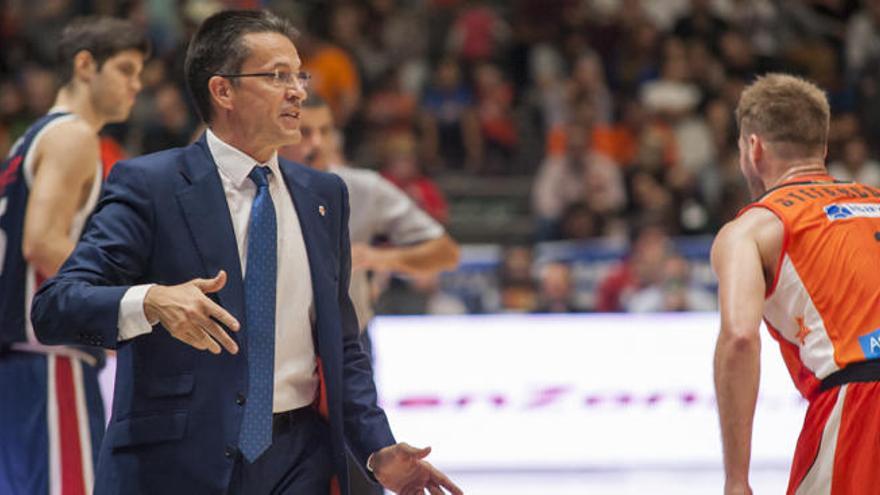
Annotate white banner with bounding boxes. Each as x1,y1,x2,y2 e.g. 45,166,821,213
369,313,805,471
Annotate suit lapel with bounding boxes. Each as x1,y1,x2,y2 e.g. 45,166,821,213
175,135,246,325
279,162,335,345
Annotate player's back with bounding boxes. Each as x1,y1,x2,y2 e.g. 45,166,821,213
745,174,880,398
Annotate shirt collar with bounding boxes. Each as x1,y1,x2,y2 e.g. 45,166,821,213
206,128,280,188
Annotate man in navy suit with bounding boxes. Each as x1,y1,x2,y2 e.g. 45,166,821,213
31,10,461,495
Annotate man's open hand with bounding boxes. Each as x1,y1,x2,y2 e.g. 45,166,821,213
143,270,240,354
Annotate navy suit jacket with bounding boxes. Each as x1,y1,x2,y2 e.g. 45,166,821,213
31,135,396,494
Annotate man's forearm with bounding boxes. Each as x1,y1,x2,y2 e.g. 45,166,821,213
377,235,460,275
714,329,761,486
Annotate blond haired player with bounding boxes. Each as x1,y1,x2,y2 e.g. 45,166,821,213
713,73,880,495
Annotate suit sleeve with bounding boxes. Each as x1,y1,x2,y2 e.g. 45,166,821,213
335,176,396,470
31,162,154,349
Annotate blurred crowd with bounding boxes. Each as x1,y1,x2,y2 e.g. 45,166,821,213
4,0,880,315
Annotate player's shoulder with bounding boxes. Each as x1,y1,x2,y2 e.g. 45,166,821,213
28,117,99,172
712,206,783,257
331,164,382,187
717,206,777,237
38,117,98,149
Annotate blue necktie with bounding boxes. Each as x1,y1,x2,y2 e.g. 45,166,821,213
238,165,277,462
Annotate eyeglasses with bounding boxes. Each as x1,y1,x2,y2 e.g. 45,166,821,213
215,68,311,89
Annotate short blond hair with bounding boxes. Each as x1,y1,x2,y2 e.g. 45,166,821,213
735,73,830,158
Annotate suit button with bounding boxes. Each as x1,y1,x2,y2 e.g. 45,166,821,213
224,446,236,459
236,393,246,406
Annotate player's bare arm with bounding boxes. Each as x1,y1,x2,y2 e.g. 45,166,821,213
712,207,783,495
22,119,100,278
351,234,460,275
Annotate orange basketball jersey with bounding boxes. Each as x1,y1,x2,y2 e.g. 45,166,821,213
741,174,880,400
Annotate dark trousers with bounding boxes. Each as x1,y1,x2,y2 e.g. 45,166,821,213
227,407,332,495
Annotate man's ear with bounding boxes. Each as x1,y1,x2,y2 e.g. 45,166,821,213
208,75,234,113
72,50,97,82
748,133,763,169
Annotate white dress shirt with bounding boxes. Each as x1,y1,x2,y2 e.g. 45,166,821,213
117,129,318,412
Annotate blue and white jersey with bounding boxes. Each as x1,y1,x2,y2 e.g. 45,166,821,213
0,110,102,360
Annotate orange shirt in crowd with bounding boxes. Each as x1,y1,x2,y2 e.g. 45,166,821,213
303,45,360,119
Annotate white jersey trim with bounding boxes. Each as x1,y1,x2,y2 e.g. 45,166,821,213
764,254,840,379
795,385,846,495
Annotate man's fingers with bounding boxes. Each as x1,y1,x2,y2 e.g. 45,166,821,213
176,327,210,352
173,324,220,354
191,326,221,354
191,270,227,294
206,298,240,332
400,443,431,459
196,316,239,354
430,468,462,495
426,483,443,495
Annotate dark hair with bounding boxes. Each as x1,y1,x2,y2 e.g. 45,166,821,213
57,16,150,85
184,10,299,123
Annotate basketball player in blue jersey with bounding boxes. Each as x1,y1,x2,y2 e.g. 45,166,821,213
0,17,147,495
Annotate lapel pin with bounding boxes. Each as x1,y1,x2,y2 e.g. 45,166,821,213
318,205,326,217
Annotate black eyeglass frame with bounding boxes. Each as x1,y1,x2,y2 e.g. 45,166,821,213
214,69,311,88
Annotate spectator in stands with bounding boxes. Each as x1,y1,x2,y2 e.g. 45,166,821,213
299,30,361,127
20,65,57,116
376,273,467,316
419,57,481,172
590,99,644,168
672,0,728,55
525,42,567,136
845,0,880,81
447,1,510,66
828,135,880,187
627,171,676,233
141,82,195,154
685,40,727,95
473,61,518,174
363,68,418,135
532,100,624,241
380,131,450,224
596,224,671,312
328,3,387,89
613,8,663,91
533,262,582,313
497,244,537,312
567,51,612,125
626,254,716,312
558,203,597,241
717,30,758,80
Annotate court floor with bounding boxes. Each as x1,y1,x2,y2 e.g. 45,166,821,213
411,467,789,494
